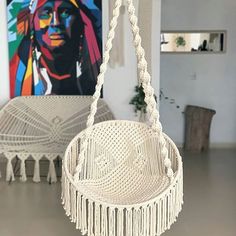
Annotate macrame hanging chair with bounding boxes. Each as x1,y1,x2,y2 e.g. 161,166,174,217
61,0,183,236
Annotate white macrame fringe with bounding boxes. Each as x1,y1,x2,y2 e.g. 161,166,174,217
33,156,41,183
62,164,183,236
6,155,15,182
0,153,2,179
47,158,57,183
2,153,61,183
20,158,27,182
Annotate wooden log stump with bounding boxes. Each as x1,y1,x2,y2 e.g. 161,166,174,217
184,105,216,152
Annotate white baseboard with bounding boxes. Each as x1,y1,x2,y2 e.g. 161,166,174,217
176,143,184,149
209,143,236,149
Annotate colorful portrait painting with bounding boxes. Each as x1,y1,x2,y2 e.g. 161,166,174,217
7,0,102,97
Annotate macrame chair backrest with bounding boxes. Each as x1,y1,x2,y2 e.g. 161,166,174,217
74,0,174,182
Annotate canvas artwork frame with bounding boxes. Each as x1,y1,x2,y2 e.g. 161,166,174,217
7,0,102,97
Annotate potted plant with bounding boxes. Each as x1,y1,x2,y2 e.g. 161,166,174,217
175,36,186,48
130,86,181,122
130,86,157,122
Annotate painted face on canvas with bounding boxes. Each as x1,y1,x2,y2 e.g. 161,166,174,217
33,0,81,53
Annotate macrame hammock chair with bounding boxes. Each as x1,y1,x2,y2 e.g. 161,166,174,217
0,96,113,182
61,0,183,236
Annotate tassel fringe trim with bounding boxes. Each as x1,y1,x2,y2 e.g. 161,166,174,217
1,153,61,183
61,164,183,236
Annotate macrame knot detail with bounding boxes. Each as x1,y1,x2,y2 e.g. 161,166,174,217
95,153,110,171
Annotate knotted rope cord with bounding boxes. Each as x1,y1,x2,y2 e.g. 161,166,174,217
74,0,173,182
74,0,123,181
126,0,173,180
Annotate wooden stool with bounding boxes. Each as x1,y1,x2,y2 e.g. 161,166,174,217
184,105,216,152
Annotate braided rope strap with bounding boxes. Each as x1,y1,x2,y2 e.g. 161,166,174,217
74,0,173,182
74,0,123,181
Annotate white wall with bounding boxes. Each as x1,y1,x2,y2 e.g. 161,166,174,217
0,0,161,121
103,0,161,120
160,0,236,147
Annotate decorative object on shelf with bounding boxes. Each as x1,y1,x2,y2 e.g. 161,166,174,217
7,0,102,97
161,31,226,53
161,34,169,45
62,1,183,236
175,36,186,47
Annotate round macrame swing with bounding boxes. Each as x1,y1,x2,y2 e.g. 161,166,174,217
61,0,183,235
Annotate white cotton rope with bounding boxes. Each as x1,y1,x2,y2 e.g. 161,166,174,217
6,154,15,182
33,155,41,183
47,158,57,183
20,156,27,182
62,1,183,236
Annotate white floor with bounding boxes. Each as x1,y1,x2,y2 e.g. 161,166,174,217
0,149,236,236
165,149,236,236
